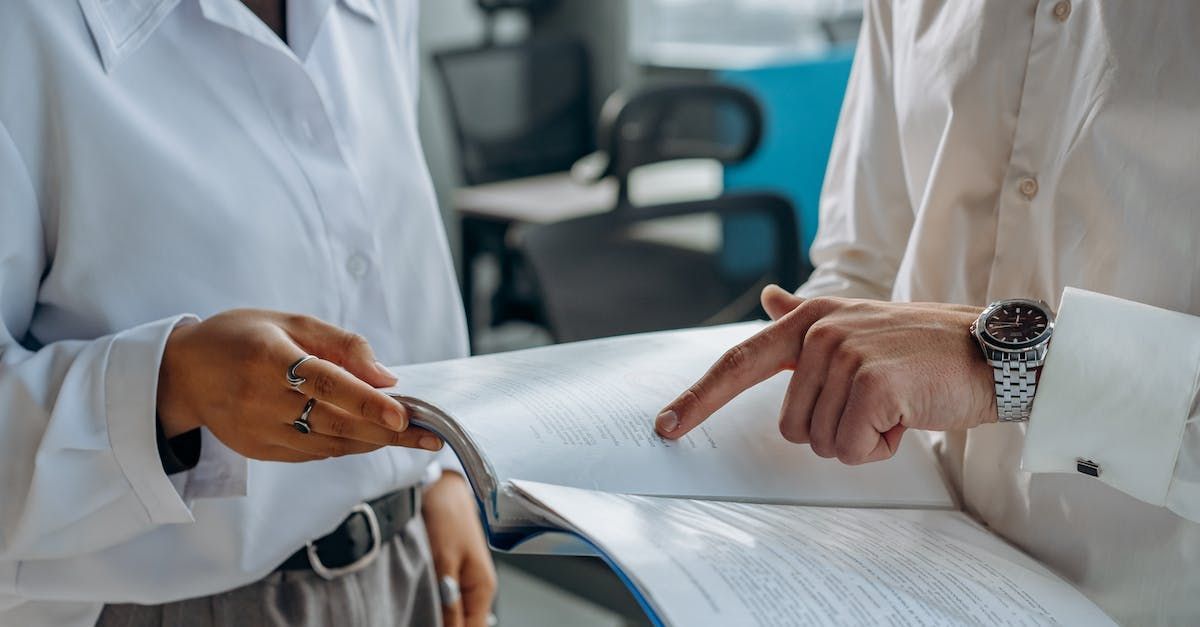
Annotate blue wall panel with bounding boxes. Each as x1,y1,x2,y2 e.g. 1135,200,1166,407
720,49,854,279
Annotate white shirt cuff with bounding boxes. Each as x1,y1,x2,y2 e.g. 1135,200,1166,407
1022,288,1200,508
104,315,200,525
437,445,465,479
420,447,465,490
178,429,248,500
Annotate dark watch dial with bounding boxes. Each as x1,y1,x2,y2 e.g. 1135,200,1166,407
981,302,1051,349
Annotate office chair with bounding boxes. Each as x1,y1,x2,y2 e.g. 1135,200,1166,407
476,0,558,18
433,20,595,340
433,38,593,186
522,82,807,343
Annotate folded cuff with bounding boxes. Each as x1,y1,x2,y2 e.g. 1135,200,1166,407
104,315,200,525
181,428,248,500
1022,288,1200,507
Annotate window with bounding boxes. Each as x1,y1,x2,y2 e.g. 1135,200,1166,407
630,0,861,69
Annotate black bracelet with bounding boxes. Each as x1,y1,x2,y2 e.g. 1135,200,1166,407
155,417,202,475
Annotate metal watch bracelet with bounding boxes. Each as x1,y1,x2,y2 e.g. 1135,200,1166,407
991,351,1040,422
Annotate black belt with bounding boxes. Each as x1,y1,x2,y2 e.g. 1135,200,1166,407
278,487,421,579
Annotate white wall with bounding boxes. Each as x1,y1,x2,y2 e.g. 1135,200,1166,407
415,1,529,255
531,0,633,117
416,0,485,246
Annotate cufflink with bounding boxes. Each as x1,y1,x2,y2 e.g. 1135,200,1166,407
1075,458,1100,477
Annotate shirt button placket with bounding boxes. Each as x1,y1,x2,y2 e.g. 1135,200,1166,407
295,115,315,143
346,253,369,279
1019,177,1039,200
1052,0,1071,22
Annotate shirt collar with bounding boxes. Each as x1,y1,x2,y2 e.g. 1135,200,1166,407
340,0,379,22
80,0,379,73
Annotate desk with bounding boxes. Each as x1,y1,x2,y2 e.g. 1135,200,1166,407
456,172,616,226
454,160,723,349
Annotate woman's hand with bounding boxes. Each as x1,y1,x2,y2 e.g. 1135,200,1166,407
423,472,497,627
157,309,444,462
656,286,996,465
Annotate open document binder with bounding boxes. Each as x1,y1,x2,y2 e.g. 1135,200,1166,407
387,323,1114,626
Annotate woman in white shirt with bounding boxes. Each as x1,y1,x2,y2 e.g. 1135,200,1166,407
0,1,494,626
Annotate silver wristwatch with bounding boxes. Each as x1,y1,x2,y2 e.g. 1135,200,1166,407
970,299,1055,422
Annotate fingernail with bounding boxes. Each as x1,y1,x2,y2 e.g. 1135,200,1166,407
386,404,408,430
419,435,443,451
375,361,397,381
656,410,678,434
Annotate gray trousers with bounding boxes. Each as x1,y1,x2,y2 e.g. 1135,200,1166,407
97,516,443,627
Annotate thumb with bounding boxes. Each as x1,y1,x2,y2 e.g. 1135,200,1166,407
761,284,804,320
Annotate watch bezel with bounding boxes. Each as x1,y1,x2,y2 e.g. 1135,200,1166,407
975,298,1055,352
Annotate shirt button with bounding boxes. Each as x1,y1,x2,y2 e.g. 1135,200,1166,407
1052,0,1071,22
1019,177,1039,200
346,254,369,278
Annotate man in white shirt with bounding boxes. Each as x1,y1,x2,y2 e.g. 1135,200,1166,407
657,1,1200,624
0,1,494,626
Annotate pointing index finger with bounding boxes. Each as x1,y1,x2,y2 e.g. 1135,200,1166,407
655,323,799,439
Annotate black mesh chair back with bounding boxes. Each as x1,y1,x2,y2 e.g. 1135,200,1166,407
477,0,557,12
434,39,593,186
522,192,804,343
585,83,763,205
522,81,806,342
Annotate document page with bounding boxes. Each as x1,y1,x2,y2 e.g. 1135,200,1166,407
513,481,1115,627
388,323,952,510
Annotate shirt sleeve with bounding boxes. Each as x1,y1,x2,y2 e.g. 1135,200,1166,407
405,0,420,110
436,446,465,478
1023,287,1200,523
795,0,915,301
156,423,202,475
0,120,203,562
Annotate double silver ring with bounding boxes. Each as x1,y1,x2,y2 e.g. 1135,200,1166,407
293,398,317,434
286,354,318,392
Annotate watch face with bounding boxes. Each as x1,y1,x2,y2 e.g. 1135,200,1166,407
981,301,1052,349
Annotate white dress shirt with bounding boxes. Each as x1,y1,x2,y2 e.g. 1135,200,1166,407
801,1,1200,623
0,1,468,625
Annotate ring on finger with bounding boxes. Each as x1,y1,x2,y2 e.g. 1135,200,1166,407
439,574,461,607
293,398,317,434
286,354,318,392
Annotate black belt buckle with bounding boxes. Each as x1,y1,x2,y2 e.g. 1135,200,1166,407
306,503,382,580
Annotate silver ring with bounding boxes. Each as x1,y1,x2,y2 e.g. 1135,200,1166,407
439,574,461,607
286,355,318,392
293,398,317,434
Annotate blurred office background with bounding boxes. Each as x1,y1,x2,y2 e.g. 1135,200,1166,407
415,0,861,623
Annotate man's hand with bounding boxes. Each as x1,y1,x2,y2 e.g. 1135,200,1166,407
655,285,996,465
423,472,497,627
157,309,445,462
